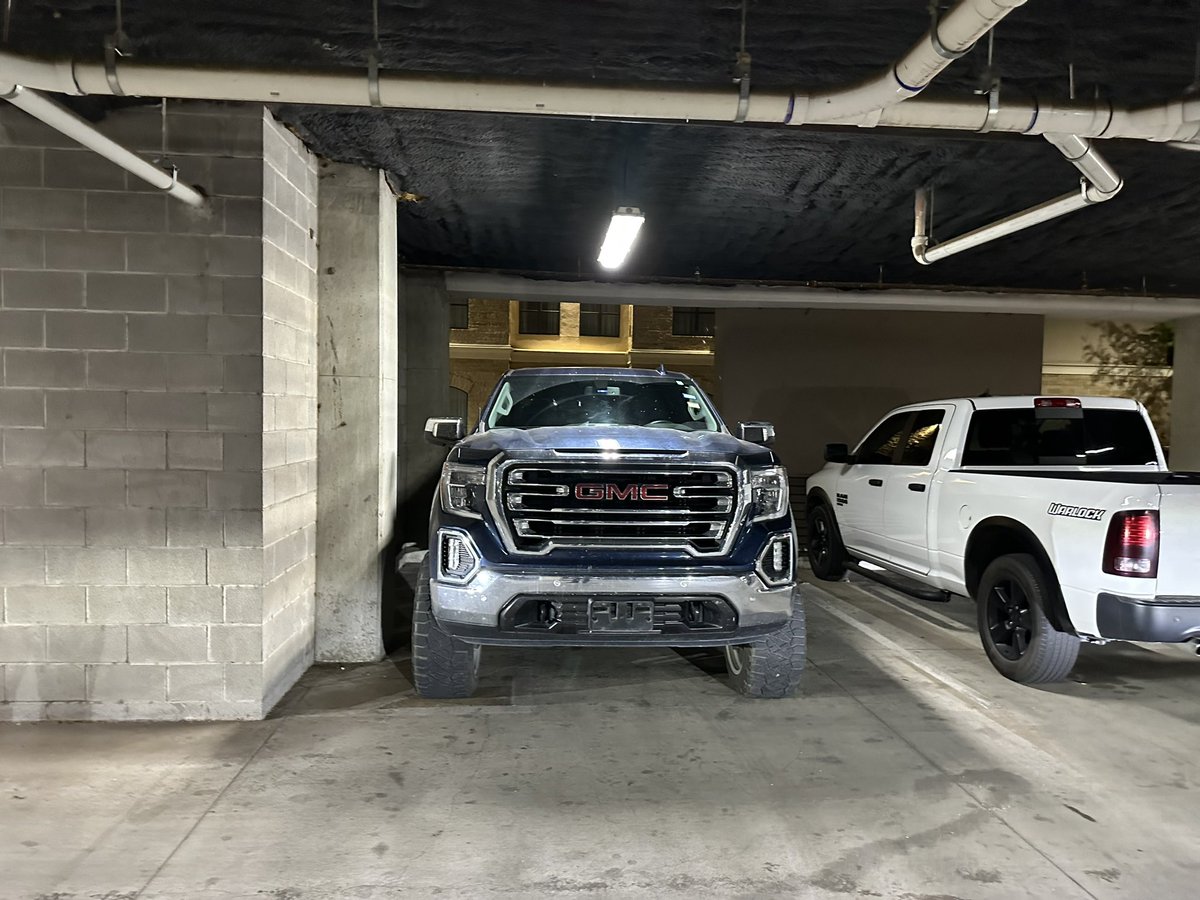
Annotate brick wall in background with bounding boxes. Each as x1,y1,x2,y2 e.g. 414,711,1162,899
0,103,317,720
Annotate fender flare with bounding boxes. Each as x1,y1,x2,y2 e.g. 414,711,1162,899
965,516,1075,635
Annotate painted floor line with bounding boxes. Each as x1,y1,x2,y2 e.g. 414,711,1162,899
848,579,975,633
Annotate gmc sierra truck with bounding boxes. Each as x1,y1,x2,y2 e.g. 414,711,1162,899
806,396,1200,684
415,366,806,699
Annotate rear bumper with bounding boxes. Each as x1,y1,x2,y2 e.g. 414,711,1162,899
1096,593,1200,642
430,568,795,647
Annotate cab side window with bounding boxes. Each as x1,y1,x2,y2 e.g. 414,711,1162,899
854,413,910,465
899,410,945,466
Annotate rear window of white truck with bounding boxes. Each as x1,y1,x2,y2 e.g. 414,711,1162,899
962,409,1159,467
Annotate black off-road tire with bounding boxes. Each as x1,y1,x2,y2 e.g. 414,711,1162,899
806,503,847,581
724,588,807,698
411,560,481,699
976,553,1079,684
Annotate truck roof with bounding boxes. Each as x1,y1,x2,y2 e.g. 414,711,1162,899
964,396,1141,410
503,366,689,379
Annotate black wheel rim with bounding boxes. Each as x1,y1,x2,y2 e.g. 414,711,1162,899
810,514,830,567
985,579,1033,661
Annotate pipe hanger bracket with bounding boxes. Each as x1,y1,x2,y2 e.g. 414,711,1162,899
103,31,129,97
733,51,751,123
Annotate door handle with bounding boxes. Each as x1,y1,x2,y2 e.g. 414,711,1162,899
868,478,883,487
908,483,927,493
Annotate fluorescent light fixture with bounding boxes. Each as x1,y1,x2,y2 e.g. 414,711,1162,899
597,206,645,269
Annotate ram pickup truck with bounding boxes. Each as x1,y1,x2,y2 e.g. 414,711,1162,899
416,366,806,699
806,396,1200,684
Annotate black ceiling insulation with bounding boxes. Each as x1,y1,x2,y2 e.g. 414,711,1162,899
8,1,1200,293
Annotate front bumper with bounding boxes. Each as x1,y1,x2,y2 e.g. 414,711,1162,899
431,568,795,647
1096,593,1200,642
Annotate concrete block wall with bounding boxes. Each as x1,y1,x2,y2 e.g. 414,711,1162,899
260,117,319,707
0,103,317,720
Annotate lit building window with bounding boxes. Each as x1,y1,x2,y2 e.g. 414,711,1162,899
672,307,715,337
579,303,621,337
518,302,561,335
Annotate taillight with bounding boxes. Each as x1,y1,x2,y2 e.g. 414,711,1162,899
1034,397,1082,409
1103,510,1159,578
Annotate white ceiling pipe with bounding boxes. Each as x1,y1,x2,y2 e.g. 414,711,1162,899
2,83,207,207
912,134,1122,265
442,272,1200,321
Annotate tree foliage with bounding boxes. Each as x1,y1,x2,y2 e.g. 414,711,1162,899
1082,322,1174,442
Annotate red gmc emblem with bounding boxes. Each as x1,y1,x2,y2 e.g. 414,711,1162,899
575,483,669,502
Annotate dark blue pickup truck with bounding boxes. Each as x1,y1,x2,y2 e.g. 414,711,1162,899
416,366,806,698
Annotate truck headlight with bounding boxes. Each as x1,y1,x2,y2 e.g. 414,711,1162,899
440,463,487,519
748,466,789,523
756,532,795,587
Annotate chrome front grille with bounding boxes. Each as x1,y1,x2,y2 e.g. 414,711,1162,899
497,463,740,555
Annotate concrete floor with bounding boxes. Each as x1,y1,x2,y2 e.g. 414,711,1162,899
4,574,1200,899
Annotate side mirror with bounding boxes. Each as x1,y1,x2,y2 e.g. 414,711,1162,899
424,417,466,445
824,443,851,464
738,421,775,446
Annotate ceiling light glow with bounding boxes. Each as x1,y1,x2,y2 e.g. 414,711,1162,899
597,206,645,269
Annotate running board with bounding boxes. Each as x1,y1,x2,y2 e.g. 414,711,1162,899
845,561,954,603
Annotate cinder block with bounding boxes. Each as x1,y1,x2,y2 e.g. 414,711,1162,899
87,586,167,624
85,431,165,469
209,624,262,663
167,275,223,315
285,429,316,464
47,625,127,662
5,585,85,623
0,229,44,267
209,157,264,197
223,586,262,623
166,509,224,547
207,314,262,355
43,149,127,191
165,355,224,392
4,350,87,388
0,468,44,507
167,197,224,235
0,389,42,427
127,548,205,585
262,431,287,469
208,547,263,585
0,147,43,186
45,469,125,507
207,472,262,510
223,662,263,701
1,270,85,310
45,311,127,350
85,507,166,547
0,310,43,347
167,432,222,470
208,394,261,432
45,548,126,585
222,511,262,548
127,314,208,352
87,351,168,390
3,508,85,547
87,664,166,701
85,272,167,313
262,356,288,394
209,237,263,278
128,624,208,663
44,232,127,273
222,433,263,472
6,663,86,701
45,390,125,428
0,625,47,662
0,188,85,229
224,198,262,238
167,663,225,701
127,392,207,430
167,586,223,624
126,233,211,275
224,355,263,392
3,428,84,467
85,192,168,233
128,470,207,508
221,277,263,315
165,112,263,158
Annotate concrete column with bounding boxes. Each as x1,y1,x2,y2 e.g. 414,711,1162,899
314,165,398,662
397,272,450,545
1170,317,1200,471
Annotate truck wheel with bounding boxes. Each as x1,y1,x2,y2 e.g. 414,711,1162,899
724,589,807,698
806,503,847,581
976,553,1079,684
412,560,481,699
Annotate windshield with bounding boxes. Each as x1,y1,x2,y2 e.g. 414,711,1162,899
962,408,1160,467
484,373,722,432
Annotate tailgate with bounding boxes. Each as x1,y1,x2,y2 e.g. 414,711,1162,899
1156,481,1200,596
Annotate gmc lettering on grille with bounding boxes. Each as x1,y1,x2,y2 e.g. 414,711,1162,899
574,483,670,502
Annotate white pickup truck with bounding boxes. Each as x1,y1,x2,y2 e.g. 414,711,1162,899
805,396,1200,684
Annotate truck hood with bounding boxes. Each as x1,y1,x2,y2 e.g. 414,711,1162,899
453,425,777,466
